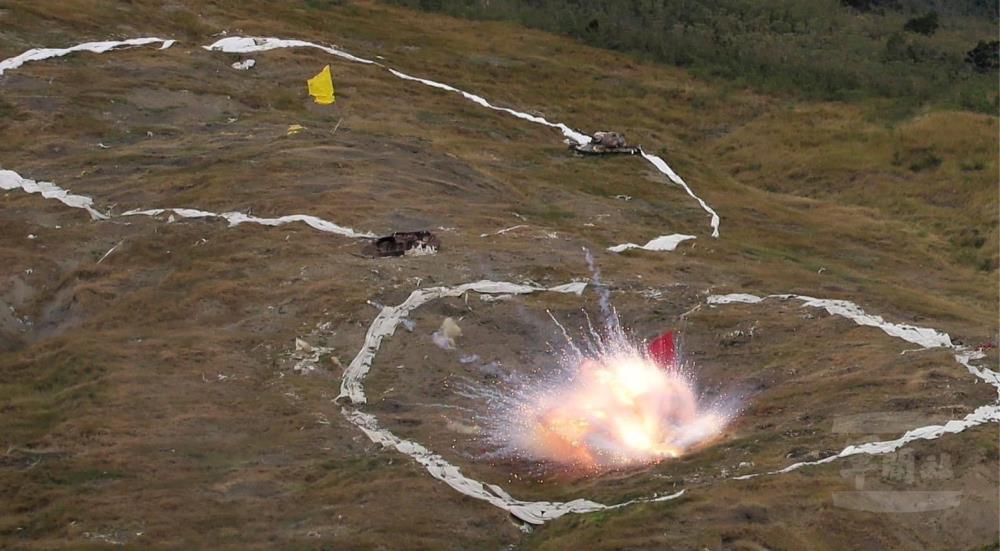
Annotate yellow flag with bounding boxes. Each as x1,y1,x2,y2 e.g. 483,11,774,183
307,65,335,105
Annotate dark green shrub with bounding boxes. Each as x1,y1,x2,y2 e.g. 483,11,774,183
382,0,998,113
903,11,938,36
965,40,999,73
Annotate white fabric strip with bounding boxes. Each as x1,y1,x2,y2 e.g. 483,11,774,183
608,233,695,253
0,168,107,220
708,292,1000,480
0,38,174,76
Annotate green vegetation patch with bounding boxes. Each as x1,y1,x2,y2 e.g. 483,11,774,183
383,0,999,114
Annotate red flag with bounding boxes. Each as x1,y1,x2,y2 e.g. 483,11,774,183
648,331,676,367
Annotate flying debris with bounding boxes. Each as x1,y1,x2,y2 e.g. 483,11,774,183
478,250,732,469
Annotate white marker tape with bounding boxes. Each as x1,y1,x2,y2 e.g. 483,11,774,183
1,167,376,239
707,293,980,365
231,59,256,71
0,168,107,220
203,37,590,144
734,405,1000,480
339,279,692,524
608,233,695,253
338,280,585,404
203,36,375,65
121,208,376,239
479,224,528,238
706,293,764,305
0,38,175,76
1,36,722,237
640,150,720,238
345,407,684,524
708,292,1000,480
385,68,591,145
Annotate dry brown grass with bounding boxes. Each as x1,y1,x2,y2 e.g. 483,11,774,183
0,1,996,548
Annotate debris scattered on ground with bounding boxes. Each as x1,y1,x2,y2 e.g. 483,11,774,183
291,337,334,375
362,231,441,257
479,224,528,238
679,303,702,319
432,317,462,349
721,322,758,347
571,131,640,155
295,338,313,353
307,64,335,104
96,240,124,264
405,243,437,256
286,124,305,136
231,59,256,70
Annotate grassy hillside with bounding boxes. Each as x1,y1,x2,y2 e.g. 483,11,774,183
0,0,996,548
374,0,1000,274
384,0,999,113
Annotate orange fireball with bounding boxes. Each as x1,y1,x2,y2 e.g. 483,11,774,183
509,345,730,469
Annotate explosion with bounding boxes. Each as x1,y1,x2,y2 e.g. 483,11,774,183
490,326,734,470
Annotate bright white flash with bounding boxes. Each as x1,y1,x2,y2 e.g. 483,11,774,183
491,329,734,470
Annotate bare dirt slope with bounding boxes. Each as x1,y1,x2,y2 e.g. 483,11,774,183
0,1,997,549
